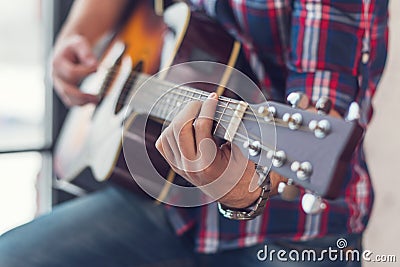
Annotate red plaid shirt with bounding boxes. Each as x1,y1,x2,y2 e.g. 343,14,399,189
166,0,389,253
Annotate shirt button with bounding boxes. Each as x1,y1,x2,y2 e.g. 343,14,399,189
362,52,370,64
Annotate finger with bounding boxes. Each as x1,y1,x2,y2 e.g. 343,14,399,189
176,120,196,161
53,57,97,84
52,36,98,83
171,101,202,159
71,35,98,67
194,93,218,147
165,128,182,167
54,78,99,106
155,134,180,170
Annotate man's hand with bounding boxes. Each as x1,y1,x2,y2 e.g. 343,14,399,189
52,35,99,107
155,93,286,209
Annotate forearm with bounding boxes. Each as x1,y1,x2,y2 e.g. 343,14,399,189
56,0,130,47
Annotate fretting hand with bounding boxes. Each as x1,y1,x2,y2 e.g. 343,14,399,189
156,93,286,209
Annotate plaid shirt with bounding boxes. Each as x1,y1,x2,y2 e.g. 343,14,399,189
166,0,389,253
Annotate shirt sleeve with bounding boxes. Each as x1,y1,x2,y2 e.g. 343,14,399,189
286,0,388,117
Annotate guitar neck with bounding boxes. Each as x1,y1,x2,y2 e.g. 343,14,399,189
127,73,243,141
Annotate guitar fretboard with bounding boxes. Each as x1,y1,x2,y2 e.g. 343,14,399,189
126,73,245,141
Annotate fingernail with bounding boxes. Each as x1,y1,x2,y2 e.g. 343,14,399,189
155,138,161,149
208,93,217,99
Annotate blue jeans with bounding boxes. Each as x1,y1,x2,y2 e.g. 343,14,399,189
0,185,362,267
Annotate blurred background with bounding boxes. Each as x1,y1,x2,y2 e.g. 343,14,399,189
0,0,398,266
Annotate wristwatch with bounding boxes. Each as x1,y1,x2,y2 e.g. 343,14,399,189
218,166,271,220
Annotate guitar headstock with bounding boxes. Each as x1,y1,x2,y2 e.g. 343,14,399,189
233,95,364,201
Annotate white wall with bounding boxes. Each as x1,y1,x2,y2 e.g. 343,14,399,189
364,0,400,265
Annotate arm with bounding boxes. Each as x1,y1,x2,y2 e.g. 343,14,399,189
52,0,130,106
56,0,130,47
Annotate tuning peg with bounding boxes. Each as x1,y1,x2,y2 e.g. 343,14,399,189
257,106,276,122
278,180,300,201
266,150,287,167
282,113,303,130
287,92,310,109
345,102,361,122
315,96,332,115
290,161,312,181
308,119,331,138
301,193,326,214
243,140,261,157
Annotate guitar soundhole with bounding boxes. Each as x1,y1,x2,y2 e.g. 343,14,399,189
115,60,144,114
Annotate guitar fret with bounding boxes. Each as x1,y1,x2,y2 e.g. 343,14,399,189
171,89,179,114
166,91,174,118
194,90,204,101
187,90,195,104
158,86,169,119
162,87,171,119
184,88,194,104
177,88,184,107
155,95,165,118
214,97,229,136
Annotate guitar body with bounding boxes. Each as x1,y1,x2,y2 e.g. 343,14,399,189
54,2,247,191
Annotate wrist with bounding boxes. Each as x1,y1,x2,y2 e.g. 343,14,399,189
220,187,262,209
218,170,271,220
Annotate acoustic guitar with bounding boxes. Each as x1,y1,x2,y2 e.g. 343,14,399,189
54,2,363,208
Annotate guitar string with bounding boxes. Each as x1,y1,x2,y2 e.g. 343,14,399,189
94,68,276,146
88,64,272,149
113,70,316,135
142,84,272,149
95,71,285,156
213,97,230,136
153,95,279,151
133,75,312,132
105,68,307,130
151,93,312,159
132,73,258,117
149,89,312,133
100,66,257,118
136,83,275,125
101,70,313,138
149,89,261,137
